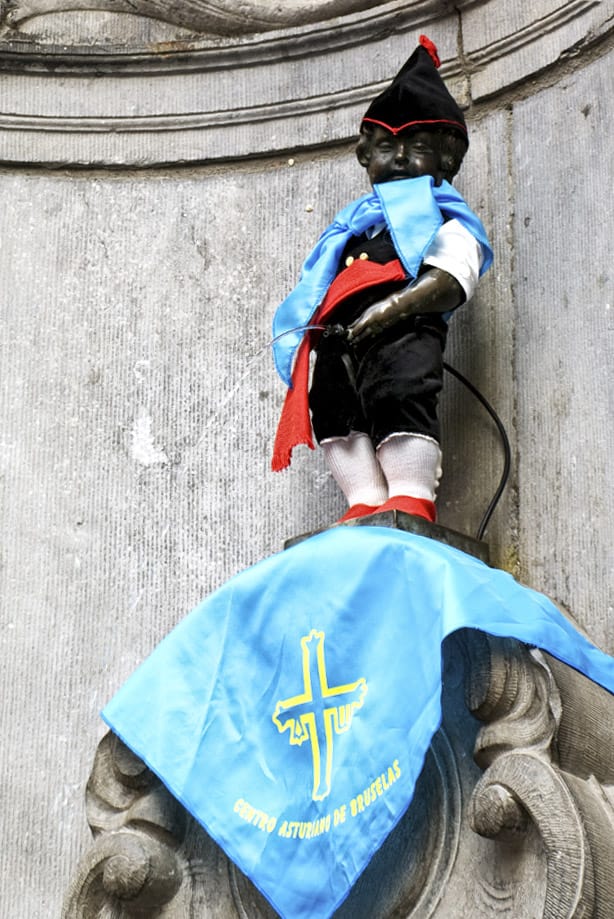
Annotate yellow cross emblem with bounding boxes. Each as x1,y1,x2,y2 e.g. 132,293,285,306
272,630,367,801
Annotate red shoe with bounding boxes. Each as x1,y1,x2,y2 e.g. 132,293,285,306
376,495,436,522
337,503,379,522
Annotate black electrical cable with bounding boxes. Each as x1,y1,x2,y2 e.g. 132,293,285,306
443,362,511,541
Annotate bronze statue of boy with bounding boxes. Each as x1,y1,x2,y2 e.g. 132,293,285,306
272,36,492,523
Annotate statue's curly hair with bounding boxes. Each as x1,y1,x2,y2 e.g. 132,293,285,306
356,123,468,182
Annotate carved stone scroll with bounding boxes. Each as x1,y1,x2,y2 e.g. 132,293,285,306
462,631,614,919
62,732,191,917
470,753,595,917
462,634,561,768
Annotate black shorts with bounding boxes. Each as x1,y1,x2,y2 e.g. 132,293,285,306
309,308,447,447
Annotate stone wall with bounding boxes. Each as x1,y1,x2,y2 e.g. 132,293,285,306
0,2,612,915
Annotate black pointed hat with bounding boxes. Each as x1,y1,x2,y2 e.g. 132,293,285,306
361,35,468,143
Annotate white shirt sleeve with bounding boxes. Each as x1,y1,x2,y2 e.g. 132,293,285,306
422,218,484,303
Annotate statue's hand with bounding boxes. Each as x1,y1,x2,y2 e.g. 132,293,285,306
347,291,409,345
346,269,465,346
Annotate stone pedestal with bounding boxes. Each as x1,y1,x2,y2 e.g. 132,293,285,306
63,522,614,917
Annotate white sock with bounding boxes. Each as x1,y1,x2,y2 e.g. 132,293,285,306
321,432,388,507
376,433,442,502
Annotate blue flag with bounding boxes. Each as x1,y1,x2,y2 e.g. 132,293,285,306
102,526,614,919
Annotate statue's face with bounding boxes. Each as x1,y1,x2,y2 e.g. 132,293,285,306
365,127,444,186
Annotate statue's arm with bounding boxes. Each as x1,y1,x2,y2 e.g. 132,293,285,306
347,268,464,344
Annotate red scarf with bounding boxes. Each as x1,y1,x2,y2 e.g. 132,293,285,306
272,258,405,471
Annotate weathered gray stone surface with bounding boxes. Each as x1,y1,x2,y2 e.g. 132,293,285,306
1,0,610,166
0,3,612,916
513,56,614,650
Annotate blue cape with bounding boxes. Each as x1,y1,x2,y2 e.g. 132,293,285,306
272,176,493,385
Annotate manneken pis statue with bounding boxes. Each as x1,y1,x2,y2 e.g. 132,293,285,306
271,35,493,523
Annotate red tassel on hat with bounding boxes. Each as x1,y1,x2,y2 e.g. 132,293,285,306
419,34,441,68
